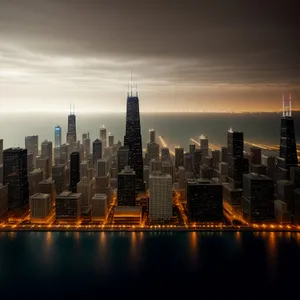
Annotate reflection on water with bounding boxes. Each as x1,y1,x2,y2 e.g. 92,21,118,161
235,231,241,245
8,232,16,240
189,232,199,266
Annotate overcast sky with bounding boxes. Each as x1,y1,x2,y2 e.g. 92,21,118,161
0,0,299,113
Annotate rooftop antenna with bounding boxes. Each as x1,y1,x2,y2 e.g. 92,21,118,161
73,104,75,115
136,83,138,97
282,95,285,117
130,70,133,97
70,103,72,115
127,82,130,97
289,93,292,117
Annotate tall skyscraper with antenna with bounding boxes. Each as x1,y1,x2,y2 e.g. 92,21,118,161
67,104,77,145
279,94,298,174
124,77,144,192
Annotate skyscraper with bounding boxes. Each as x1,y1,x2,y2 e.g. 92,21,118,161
3,147,29,211
100,126,107,148
93,139,102,163
279,94,298,172
67,105,77,145
149,173,173,222
25,135,38,166
175,147,184,169
54,125,62,148
124,88,144,192
227,128,244,186
69,152,80,193
117,166,136,206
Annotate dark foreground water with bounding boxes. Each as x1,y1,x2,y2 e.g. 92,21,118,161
0,232,300,298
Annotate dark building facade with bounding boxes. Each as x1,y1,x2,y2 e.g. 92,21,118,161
117,166,136,206
279,113,298,173
193,149,203,176
93,139,102,163
124,93,144,192
242,173,274,223
187,180,223,222
67,112,77,145
56,191,81,223
117,146,129,173
3,148,29,211
227,130,244,185
175,147,184,169
69,152,80,193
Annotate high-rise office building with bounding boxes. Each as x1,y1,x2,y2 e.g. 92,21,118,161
117,166,136,206
93,139,102,163
56,191,82,223
25,135,38,166
66,107,77,145
200,135,209,157
227,129,244,185
278,94,298,174
147,142,159,164
0,184,8,222
221,146,228,163
189,144,196,155
184,153,193,173
0,139,3,165
124,90,144,192
69,152,80,193
29,193,52,224
108,133,114,148
84,133,91,157
175,147,184,169
193,149,202,176
100,126,107,148
250,147,261,165
3,147,29,211
52,164,66,195
149,173,173,222
41,140,53,175
161,147,171,162
54,125,62,148
187,180,223,222
242,173,274,223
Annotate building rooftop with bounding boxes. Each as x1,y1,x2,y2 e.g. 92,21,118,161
39,178,54,184
92,193,107,200
114,206,142,217
243,173,272,181
222,183,243,192
119,166,135,175
149,173,172,179
30,193,50,200
187,179,213,185
29,168,43,175
57,191,81,198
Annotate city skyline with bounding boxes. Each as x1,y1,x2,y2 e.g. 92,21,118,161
1,0,299,113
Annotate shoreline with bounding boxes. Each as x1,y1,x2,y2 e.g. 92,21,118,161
1,227,299,233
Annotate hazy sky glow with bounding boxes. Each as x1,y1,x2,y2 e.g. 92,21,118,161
0,0,299,113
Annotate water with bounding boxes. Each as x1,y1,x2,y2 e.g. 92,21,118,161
1,112,299,150
0,231,299,298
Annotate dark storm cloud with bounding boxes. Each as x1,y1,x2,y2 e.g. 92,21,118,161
0,0,299,112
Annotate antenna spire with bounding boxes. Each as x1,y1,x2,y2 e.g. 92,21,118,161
131,71,133,96
127,82,129,97
73,104,75,115
136,83,138,97
282,95,285,117
70,103,71,115
289,93,292,117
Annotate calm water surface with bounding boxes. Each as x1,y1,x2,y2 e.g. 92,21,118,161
0,232,299,298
